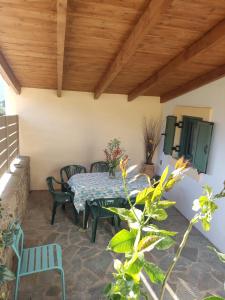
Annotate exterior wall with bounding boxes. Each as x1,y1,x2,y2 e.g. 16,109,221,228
157,77,225,252
0,156,30,298
5,88,162,190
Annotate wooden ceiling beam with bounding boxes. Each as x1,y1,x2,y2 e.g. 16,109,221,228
160,64,225,102
94,0,171,99
57,0,68,97
0,51,21,94
128,18,225,101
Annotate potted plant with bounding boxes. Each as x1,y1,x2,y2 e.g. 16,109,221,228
104,138,126,179
142,118,161,178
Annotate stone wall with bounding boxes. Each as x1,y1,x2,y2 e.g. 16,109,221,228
0,156,30,299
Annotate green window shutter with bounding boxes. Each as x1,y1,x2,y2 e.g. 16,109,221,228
179,116,202,160
192,121,214,173
163,116,177,155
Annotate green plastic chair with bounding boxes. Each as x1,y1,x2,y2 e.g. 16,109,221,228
60,164,86,182
90,161,109,173
11,223,66,300
84,198,126,243
46,176,78,225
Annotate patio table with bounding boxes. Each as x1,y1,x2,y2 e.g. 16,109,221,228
67,172,149,212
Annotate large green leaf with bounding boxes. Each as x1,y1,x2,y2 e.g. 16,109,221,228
151,208,168,221
156,236,175,250
143,261,165,284
142,225,177,237
203,297,224,300
106,207,136,222
159,167,169,186
152,185,163,203
158,200,176,209
107,229,136,253
138,235,162,253
0,265,15,285
202,218,211,231
136,187,154,204
125,258,144,281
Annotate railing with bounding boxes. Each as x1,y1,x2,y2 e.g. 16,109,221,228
0,115,19,177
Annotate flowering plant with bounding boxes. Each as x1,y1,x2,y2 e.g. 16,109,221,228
104,139,126,173
104,157,225,300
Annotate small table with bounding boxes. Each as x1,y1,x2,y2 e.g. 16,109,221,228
68,172,149,212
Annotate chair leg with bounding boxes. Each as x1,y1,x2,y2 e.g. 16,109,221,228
51,202,58,225
114,215,119,232
60,269,66,300
118,217,121,228
83,203,90,229
14,275,20,300
111,217,114,226
72,205,79,225
91,218,98,243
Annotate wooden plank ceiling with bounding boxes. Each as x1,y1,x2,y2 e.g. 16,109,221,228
1,0,225,102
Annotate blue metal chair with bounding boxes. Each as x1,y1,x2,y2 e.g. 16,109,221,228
11,224,66,300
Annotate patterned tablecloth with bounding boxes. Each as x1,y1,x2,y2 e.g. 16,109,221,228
68,172,149,212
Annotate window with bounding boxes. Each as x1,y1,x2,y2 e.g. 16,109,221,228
163,115,214,173
0,77,6,116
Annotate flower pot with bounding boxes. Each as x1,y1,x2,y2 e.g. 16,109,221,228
142,163,155,178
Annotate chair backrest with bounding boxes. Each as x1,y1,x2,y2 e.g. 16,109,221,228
90,161,109,173
89,198,126,217
46,176,56,194
90,197,126,208
60,165,86,182
11,223,24,261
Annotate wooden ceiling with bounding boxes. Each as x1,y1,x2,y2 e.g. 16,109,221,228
1,0,225,102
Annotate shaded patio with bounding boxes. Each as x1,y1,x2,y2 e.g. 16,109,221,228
18,191,225,300
1,1,225,299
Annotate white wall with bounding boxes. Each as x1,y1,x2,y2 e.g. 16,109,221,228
5,80,225,251
157,77,225,252
5,88,162,190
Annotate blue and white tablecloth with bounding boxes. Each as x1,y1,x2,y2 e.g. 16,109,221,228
68,172,149,211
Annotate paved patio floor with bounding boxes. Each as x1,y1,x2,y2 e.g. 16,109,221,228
17,191,225,300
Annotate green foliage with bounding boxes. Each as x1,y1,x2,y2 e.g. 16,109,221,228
203,297,225,300
107,229,136,254
143,262,165,284
192,185,224,231
0,266,15,285
0,222,18,248
105,157,225,300
0,200,16,287
105,159,186,299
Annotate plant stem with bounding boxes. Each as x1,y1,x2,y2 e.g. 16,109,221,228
159,219,194,300
122,176,141,224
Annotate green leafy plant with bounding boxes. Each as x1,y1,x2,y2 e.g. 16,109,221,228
104,157,225,300
0,266,14,286
0,200,16,291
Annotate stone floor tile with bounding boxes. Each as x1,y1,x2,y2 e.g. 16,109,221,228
14,191,225,300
